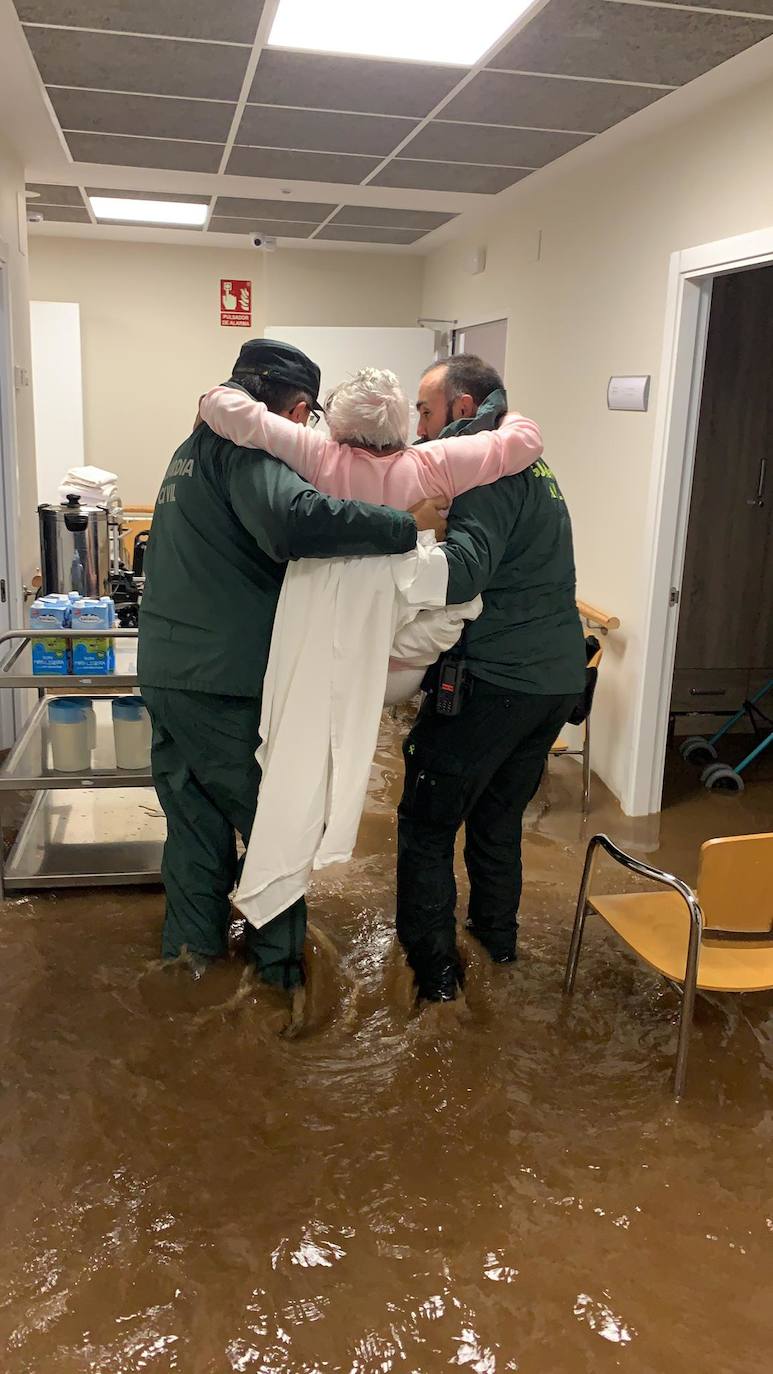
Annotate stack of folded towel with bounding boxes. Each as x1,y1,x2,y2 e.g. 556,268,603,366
58,465,120,509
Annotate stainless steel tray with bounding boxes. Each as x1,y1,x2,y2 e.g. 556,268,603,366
3,788,164,890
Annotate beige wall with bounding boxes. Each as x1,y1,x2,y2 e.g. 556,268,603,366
29,237,423,504
421,73,773,809
0,134,37,590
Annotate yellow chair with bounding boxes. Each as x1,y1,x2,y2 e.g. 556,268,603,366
563,832,773,1099
551,638,604,814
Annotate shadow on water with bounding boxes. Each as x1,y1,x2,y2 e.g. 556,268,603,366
0,713,771,1372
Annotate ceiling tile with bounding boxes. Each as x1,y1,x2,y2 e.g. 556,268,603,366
226,146,379,183
330,205,456,230
36,205,92,222
49,88,236,141
491,0,773,87
444,70,664,134
86,185,210,203
213,196,335,221
408,121,590,167
15,0,264,42
316,224,425,244
372,160,531,194
249,50,464,118
238,105,416,156
209,216,315,237
24,27,249,99
26,182,85,206
66,131,223,171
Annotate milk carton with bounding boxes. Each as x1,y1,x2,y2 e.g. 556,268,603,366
71,597,116,675
29,596,71,675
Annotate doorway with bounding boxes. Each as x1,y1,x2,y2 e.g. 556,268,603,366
452,318,508,379
670,266,773,733
630,225,773,817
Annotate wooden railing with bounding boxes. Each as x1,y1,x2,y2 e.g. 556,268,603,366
576,599,620,634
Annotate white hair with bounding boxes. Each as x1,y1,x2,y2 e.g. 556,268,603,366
325,368,409,450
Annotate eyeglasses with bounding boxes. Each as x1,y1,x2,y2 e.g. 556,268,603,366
307,409,324,429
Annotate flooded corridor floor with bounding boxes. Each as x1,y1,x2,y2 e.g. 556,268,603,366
0,715,771,1373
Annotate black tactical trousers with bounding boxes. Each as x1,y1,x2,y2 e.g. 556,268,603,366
396,681,576,993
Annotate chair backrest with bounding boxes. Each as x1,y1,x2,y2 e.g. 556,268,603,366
697,833,773,934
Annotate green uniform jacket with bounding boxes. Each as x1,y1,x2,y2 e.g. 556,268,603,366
442,391,586,696
138,421,417,700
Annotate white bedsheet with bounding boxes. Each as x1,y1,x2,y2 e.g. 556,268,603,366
234,536,480,930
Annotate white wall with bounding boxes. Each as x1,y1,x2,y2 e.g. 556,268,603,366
28,238,424,505
266,324,435,438
30,301,85,504
420,69,773,811
0,133,37,590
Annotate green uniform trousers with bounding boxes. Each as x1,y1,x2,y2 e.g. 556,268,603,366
142,686,306,987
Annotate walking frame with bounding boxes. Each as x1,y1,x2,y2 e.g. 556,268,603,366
680,676,773,793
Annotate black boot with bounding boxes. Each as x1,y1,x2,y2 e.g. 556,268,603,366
465,921,517,964
417,958,464,1003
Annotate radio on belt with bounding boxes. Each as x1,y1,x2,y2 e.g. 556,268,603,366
436,652,468,717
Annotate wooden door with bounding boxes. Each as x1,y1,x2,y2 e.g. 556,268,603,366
671,265,773,713
749,445,773,683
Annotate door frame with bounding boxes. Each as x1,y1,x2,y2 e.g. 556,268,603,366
0,241,24,743
628,224,773,817
451,314,509,352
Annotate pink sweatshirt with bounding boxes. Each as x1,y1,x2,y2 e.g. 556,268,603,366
199,386,543,507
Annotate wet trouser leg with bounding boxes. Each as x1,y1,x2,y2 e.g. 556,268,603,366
142,687,306,987
396,684,575,993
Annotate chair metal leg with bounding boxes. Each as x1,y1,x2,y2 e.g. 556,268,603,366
566,834,705,1099
582,716,592,815
673,920,702,1100
564,838,599,993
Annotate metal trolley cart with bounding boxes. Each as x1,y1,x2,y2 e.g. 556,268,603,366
680,677,773,793
0,629,164,895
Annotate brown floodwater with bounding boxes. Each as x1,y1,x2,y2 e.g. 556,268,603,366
0,715,771,1373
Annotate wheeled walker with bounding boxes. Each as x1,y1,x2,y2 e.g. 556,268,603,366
680,677,773,793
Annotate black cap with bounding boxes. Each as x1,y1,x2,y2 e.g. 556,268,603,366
232,338,323,412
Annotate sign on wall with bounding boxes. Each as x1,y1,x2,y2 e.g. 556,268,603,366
220,279,252,328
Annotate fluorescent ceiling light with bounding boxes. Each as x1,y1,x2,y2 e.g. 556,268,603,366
268,0,529,66
89,196,208,227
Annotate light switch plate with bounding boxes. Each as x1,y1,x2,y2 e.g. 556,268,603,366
607,375,650,412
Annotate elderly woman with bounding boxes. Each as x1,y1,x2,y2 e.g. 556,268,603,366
200,365,541,509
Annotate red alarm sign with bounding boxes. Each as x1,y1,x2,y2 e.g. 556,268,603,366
220,278,252,328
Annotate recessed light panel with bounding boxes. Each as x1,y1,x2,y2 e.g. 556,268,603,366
268,0,530,67
89,196,208,226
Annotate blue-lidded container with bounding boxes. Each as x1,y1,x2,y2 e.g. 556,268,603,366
111,696,147,722
49,698,89,722
48,697,92,771
112,695,151,769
